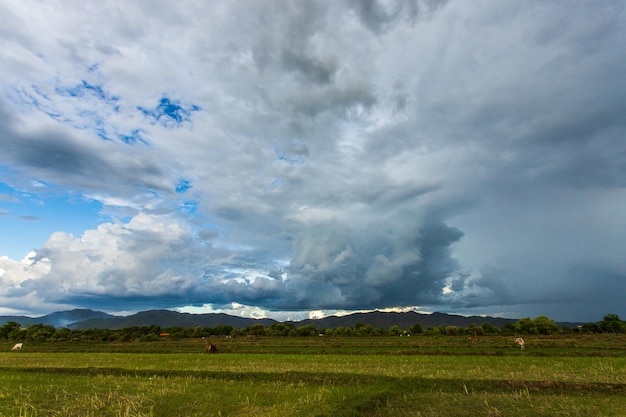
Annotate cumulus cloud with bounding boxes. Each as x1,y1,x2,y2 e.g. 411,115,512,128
0,1,625,320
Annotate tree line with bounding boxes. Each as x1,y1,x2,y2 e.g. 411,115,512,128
1,314,624,343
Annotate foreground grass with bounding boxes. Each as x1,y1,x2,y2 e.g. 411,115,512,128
0,336,624,416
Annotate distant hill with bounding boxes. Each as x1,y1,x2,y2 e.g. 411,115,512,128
292,311,518,330
301,312,580,330
0,308,583,330
0,309,115,328
67,310,519,330
67,309,277,330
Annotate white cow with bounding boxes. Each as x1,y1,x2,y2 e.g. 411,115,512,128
11,343,23,351
514,337,525,350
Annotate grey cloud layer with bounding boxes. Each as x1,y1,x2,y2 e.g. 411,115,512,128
0,1,625,320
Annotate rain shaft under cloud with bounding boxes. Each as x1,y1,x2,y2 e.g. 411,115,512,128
1,0,625,321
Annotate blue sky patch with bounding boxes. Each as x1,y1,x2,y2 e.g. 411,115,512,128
178,200,198,214
175,178,192,193
138,97,201,126
80,80,108,101
0,182,105,260
119,129,149,145
56,80,112,102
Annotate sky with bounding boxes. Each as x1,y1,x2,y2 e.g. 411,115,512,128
1,1,625,323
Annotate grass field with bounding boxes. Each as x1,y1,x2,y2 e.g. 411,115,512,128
0,335,624,416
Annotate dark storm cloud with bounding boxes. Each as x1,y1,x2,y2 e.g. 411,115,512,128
279,210,464,310
280,50,338,86
350,0,446,34
0,99,175,196
287,83,377,117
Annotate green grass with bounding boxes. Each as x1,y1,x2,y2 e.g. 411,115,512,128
0,335,624,416
8,334,626,356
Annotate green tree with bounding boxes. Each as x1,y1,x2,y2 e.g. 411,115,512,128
332,327,353,336
500,323,516,336
98,328,113,341
230,328,244,338
597,314,626,334
465,324,484,337
425,326,442,336
192,326,204,338
578,323,597,334
354,324,374,336
480,323,499,335
0,322,21,340
533,315,559,335
140,333,159,342
389,325,402,336
409,323,423,334
515,317,538,334
267,323,296,336
213,325,234,336
296,324,318,336
246,324,266,336
25,324,56,342
51,327,73,342
445,326,460,336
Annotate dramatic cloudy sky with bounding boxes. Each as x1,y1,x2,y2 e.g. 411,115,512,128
1,1,625,322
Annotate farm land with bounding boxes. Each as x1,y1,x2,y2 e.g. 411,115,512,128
0,335,625,416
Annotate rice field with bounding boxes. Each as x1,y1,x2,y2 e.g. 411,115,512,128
0,335,624,416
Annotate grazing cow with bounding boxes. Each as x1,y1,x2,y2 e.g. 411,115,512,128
11,343,23,351
514,337,525,350
205,342,217,353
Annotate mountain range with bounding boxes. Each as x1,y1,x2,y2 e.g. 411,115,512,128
0,309,114,328
0,308,583,330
